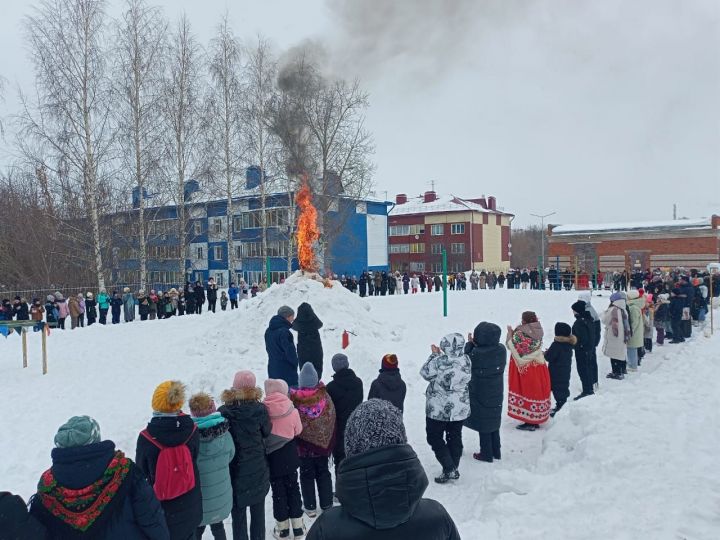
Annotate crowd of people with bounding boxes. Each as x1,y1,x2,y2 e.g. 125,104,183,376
0,265,716,540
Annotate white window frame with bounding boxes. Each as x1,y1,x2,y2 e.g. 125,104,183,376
213,218,222,234
213,246,222,260
194,221,203,235
451,243,465,254
197,247,204,259
431,224,443,236
450,223,465,235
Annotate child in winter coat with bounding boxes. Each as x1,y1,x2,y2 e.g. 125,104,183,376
136,381,202,540
31,415,169,539
220,291,228,311
110,292,123,324
643,294,654,353
264,378,306,539
420,333,472,483
97,289,110,324
0,492,47,539
85,292,97,325
77,293,86,327
289,363,337,518
325,353,364,474
654,294,671,345
464,322,506,462
626,290,645,370
368,354,407,412
602,292,630,379
571,300,595,400
122,287,135,323
30,298,45,322
219,371,271,540
292,302,324,379
44,295,58,326
55,293,69,329
251,283,259,298
12,297,29,321
68,294,81,329
545,322,575,415
189,392,235,540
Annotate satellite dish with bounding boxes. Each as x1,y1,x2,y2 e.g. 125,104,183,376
414,235,419,240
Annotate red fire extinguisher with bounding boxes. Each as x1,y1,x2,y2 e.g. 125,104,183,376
342,330,350,349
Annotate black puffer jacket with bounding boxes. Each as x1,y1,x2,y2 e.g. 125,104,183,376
219,388,272,507
135,415,201,540
31,440,168,540
326,368,364,462
368,370,406,412
292,302,324,380
545,336,575,402
1,492,47,540
307,444,460,540
572,314,594,362
464,322,507,434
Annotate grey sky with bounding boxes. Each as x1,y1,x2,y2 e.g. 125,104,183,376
1,0,718,228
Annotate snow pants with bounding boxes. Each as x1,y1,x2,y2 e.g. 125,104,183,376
426,418,464,473
270,472,303,522
478,431,501,460
576,351,594,395
196,522,226,539
671,319,684,342
656,327,665,345
610,359,626,376
208,299,216,312
99,308,108,325
299,456,333,511
231,500,264,540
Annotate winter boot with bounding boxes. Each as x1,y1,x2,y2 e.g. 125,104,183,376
273,520,290,539
473,452,493,463
516,423,538,431
434,471,454,484
291,517,306,539
303,508,317,519
450,468,460,480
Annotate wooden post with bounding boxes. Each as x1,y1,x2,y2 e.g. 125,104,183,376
22,329,28,368
41,328,48,375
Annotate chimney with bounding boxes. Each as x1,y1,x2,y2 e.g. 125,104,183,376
487,196,497,211
423,190,437,203
395,193,408,205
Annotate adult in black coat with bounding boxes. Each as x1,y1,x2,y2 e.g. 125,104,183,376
307,399,460,540
571,301,595,400
358,272,367,297
292,302,324,380
136,414,201,540
266,307,300,387
219,382,272,540
325,354,364,473
545,322,575,415
206,279,218,312
1,492,46,540
31,416,169,540
193,282,205,314
13,297,30,320
368,354,406,412
463,322,506,462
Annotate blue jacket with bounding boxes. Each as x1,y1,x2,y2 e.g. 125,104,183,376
193,415,235,526
228,286,239,301
265,315,299,387
30,440,169,540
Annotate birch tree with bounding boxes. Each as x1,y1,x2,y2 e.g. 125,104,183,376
206,15,244,283
21,0,114,289
160,15,204,280
114,0,167,289
244,37,284,281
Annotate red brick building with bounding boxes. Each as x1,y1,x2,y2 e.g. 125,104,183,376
387,191,513,274
547,216,720,272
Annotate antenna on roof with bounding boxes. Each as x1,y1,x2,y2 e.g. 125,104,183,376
673,204,677,220
430,180,436,192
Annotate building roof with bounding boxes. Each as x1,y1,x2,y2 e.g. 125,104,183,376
389,194,510,216
551,218,714,236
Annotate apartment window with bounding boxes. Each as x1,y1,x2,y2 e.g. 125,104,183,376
450,223,465,235
389,224,425,237
389,244,410,254
213,246,223,260
451,263,464,273
430,224,443,236
233,216,242,232
451,243,465,254
235,245,242,259
213,218,222,234
243,242,263,258
409,243,425,254
409,262,425,272
215,273,225,287
431,243,443,255
194,221,203,235
431,263,443,273
197,247,204,259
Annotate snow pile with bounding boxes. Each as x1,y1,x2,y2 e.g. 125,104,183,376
1,287,718,539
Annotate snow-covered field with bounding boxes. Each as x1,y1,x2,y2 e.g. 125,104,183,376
2,274,719,539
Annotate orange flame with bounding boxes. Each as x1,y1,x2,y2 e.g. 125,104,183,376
296,178,320,272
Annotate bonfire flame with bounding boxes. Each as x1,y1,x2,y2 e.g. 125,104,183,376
296,177,320,273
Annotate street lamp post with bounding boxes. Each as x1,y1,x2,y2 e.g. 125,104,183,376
530,212,556,290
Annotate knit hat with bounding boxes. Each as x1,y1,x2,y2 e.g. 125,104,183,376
55,292,64,301
233,370,256,390
47,295,55,302
344,399,407,458
188,392,217,418
152,380,186,413
571,300,587,314
521,311,538,324
298,362,319,388
554,322,572,337
277,305,295,319
381,353,399,371
331,353,349,373
123,287,130,293
54,416,101,448
610,291,625,303
86,292,93,299
264,378,289,396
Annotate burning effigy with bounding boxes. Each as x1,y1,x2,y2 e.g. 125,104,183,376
295,177,333,287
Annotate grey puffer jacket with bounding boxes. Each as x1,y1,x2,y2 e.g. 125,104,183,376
419,333,472,422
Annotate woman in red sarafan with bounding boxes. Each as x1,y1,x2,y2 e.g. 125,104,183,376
506,311,551,431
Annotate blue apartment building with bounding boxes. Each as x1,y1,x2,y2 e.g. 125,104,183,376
109,168,390,290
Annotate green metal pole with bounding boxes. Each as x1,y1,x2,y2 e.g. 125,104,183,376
442,248,448,317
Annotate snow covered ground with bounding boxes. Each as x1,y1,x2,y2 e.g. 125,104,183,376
2,275,719,539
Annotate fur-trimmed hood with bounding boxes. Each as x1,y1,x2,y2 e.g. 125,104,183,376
554,335,577,345
221,386,263,404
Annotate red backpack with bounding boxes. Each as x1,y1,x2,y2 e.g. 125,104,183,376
141,425,197,501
